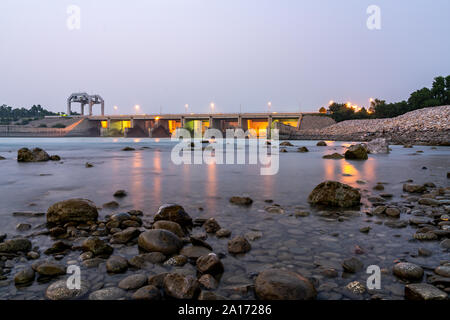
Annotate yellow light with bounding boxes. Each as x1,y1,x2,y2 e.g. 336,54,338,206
346,102,351,108
135,105,140,111
329,100,334,105
113,105,118,110
155,116,160,121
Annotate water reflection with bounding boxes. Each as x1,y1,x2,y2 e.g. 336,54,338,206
152,151,162,204
205,162,217,213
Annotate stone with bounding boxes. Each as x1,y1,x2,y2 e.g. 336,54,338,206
229,196,253,206
0,238,32,253
405,283,447,300
265,206,284,214
36,262,66,276
255,269,316,300
106,256,128,273
359,226,371,233
373,184,385,191
198,274,219,290
82,258,105,268
46,279,90,300
385,207,401,218
17,147,50,162
89,287,126,300
414,232,438,241
189,236,212,250
245,231,263,240
118,274,148,290
342,257,363,273
154,204,192,227
49,155,61,161
441,239,450,249
153,220,185,237
308,181,361,208
344,144,368,160
163,273,200,299
393,262,423,280
164,255,188,267
132,285,161,300
316,141,327,146
16,223,32,232
44,240,72,255
418,198,441,206
203,218,221,233
113,190,127,197
138,230,183,255
14,267,35,285
418,248,432,257
345,281,366,294
280,141,293,146
82,237,113,256
121,147,135,151
102,201,119,209
322,153,344,159
196,253,224,275
47,199,98,225
403,184,426,193
85,162,94,168
434,266,450,277
228,236,251,254
216,229,231,238
148,273,169,288
180,246,212,260
297,147,309,152
110,227,140,244
366,138,389,154
129,252,166,268
198,291,227,300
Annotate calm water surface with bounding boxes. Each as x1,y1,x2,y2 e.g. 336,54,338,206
0,138,449,300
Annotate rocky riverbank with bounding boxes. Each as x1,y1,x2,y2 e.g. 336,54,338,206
293,106,450,146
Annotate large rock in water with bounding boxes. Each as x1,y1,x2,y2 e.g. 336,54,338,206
163,273,200,299
17,148,50,162
138,229,183,255
47,199,98,225
308,181,361,207
344,144,368,160
255,269,316,300
154,204,192,228
0,238,32,253
366,138,389,154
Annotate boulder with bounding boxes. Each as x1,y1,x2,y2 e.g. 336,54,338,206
82,237,113,257
393,262,424,280
280,141,294,147
47,199,98,225
316,141,327,146
297,147,309,153
322,153,344,159
0,238,32,253
366,138,389,154
110,227,140,244
129,252,166,268
138,230,183,255
154,204,192,227
152,220,185,237
17,147,50,162
229,196,253,206
203,218,221,233
405,283,447,300
89,287,126,300
255,269,316,300
113,190,127,197
118,274,148,290
344,144,368,160
308,181,361,208
106,256,128,273
180,246,212,260
196,253,224,275
163,273,199,299
14,267,35,285
36,262,66,276
342,257,363,273
403,184,426,193
45,279,90,300
228,236,251,254
132,285,161,300
198,274,219,290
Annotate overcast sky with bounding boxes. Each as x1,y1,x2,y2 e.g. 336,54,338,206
1,0,449,114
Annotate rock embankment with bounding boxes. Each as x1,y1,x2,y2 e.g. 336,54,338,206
293,106,450,145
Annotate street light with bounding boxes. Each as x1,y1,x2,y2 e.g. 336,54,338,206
329,100,334,106
134,104,140,113
185,104,189,113
210,102,215,113
113,105,118,114
267,101,272,112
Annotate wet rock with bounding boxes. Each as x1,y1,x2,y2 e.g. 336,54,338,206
49,226,66,237
280,141,294,146
403,183,426,193
49,155,61,161
164,255,188,267
203,218,221,233
138,230,183,255
255,269,316,300
153,220,185,237
132,285,161,300
189,236,212,250
265,206,284,214
385,207,401,218
297,146,309,152
280,148,287,153
0,238,32,253
196,253,224,275
36,262,66,277
16,223,32,232
373,184,385,191
82,237,113,257
0,233,6,242
198,274,219,290
180,246,212,260
118,274,148,290
245,231,263,241
148,273,169,288
17,148,50,162
229,196,253,206
322,153,344,159
359,226,371,233
154,204,192,227
89,287,126,300
163,273,200,299
198,291,227,300
418,248,432,257
106,256,128,273
366,138,389,154
414,232,438,241
102,201,119,209
344,144,368,160
14,267,35,285
82,257,105,268
342,257,363,273
440,239,450,249
418,198,441,206
27,251,40,260
345,281,366,294
44,240,72,255
85,162,94,168
122,147,135,151
294,210,310,217
110,227,140,244
393,262,423,280
308,181,361,208
46,279,90,300
316,141,327,146
405,283,447,300
228,236,251,254
113,190,127,198
47,199,98,225
216,229,231,238
434,266,450,277
129,252,166,268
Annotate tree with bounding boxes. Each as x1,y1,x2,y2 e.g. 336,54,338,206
319,107,327,113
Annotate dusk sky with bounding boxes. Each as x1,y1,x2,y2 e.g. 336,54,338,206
1,0,449,114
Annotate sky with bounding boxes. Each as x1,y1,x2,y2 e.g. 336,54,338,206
1,0,449,114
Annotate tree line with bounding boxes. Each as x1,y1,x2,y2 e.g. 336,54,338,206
0,104,57,125
324,75,450,122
